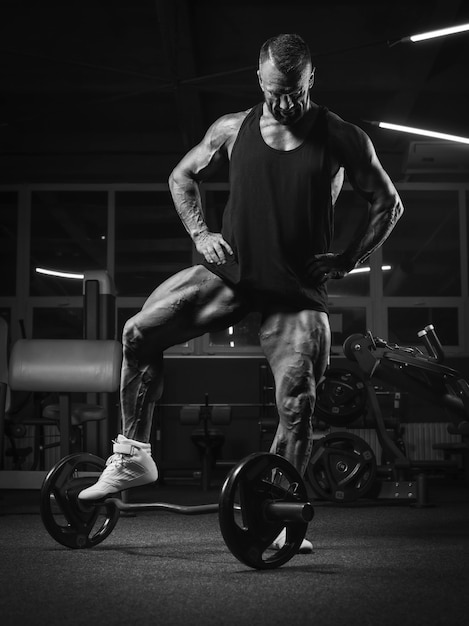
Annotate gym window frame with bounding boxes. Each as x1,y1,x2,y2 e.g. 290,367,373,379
0,181,468,356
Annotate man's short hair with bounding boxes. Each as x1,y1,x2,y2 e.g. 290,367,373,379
259,33,314,76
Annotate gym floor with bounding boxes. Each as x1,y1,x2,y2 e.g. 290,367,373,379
1,477,469,626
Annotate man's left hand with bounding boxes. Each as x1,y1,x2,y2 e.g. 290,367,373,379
307,253,356,284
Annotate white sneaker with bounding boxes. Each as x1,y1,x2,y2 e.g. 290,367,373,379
270,528,313,554
78,435,159,501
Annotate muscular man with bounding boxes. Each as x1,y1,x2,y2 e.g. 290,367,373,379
80,34,403,543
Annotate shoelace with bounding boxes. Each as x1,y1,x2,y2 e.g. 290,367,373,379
105,453,128,468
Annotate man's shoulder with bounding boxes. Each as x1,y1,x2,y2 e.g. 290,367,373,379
204,107,255,155
211,108,254,139
325,109,366,142
324,108,373,164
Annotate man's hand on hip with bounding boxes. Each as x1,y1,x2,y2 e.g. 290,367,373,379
307,253,356,284
194,231,233,265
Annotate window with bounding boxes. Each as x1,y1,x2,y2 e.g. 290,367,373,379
0,307,12,329
329,307,368,350
467,191,469,293
0,192,18,296
206,312,262,352
32,307,83,339
30,191,107,296
1,182,468,354
387,307,459,346
115,191,191,296
383,190,460,297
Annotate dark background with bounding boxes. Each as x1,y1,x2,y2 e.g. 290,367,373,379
1,0,469,183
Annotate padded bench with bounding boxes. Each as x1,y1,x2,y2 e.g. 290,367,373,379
4,339,122,459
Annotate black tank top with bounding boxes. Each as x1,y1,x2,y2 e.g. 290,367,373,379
203,102,333,312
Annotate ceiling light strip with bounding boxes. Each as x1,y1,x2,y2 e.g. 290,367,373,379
36,267,85,280
377,122,469,145
409,23,469,43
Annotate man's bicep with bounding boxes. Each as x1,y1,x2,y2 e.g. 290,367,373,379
171,140,226,185
343,129,396,204
171,118,232,184
347,143,403,230
353,161,397,207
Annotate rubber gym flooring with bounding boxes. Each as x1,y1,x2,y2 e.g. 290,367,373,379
1,477,469,626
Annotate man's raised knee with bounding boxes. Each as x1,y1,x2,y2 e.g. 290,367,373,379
122,316,143,349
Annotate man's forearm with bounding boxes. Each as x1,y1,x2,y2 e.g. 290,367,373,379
168,173,209,242
342,196,403,269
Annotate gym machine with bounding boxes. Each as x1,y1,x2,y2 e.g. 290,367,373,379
0,270,118,471
307,325,469,505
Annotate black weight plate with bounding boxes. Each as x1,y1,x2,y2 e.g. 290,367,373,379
307,433,377,503
315,369,367,427
40,453,120,549
342,334,366,362
219,452,310,569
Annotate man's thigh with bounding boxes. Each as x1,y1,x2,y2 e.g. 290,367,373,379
132,265,250,351
259,309,331,381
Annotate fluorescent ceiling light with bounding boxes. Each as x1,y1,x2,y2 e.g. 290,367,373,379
408,23,469,43
376,122,469,145
36,267,85,280
390,23,469,46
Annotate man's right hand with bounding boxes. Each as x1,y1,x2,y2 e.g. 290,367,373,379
194,231,234,265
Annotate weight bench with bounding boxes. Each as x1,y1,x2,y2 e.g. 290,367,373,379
180,397,232,491
3,339,122,460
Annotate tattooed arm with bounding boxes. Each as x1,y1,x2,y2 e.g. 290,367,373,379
168,112,247,265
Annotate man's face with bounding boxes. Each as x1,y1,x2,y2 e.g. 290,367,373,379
258,58,313,126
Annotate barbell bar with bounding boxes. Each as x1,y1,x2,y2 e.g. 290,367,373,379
104,498,313,523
